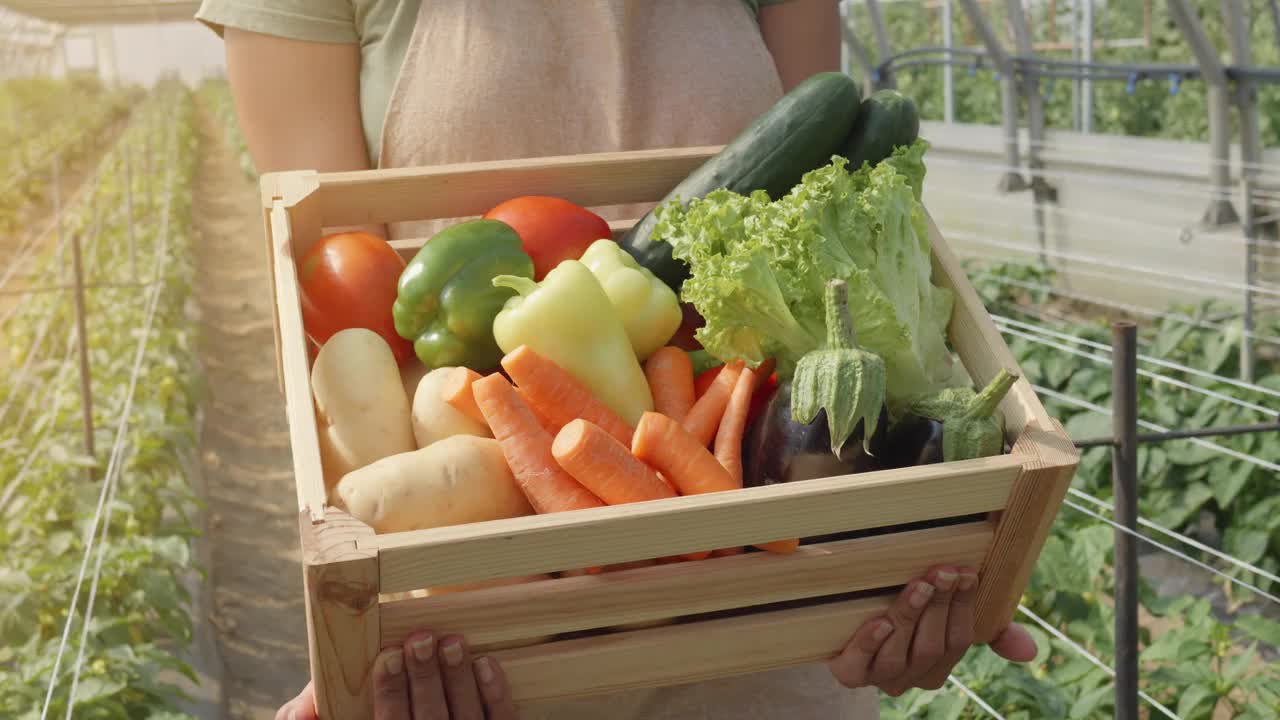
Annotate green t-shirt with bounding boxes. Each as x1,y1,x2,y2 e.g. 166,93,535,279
195,0,787,167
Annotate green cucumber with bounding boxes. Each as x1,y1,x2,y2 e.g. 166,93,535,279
840,89,920,173
620,71,862,292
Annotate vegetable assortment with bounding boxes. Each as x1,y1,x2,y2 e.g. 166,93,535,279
302,71,1020,563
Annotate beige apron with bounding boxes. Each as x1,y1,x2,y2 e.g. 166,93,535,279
377,1,880,717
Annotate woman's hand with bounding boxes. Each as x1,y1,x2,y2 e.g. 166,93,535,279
275,632,518,720
828,566,1038,696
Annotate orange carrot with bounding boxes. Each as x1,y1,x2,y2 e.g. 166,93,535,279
553,420,677,506
516,387,560,435
682,360,744,447
710,547,744,558
709,365,798,556
757,538,800,555
713,366,757,485
632,412,737,496
644,347,695,422
471,373,604,515
502,345,634,446
440,367,487,425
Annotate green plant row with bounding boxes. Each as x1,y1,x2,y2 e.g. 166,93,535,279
0,81,203,720
197,78,257,181
883,260,1280,719
0,76,138,236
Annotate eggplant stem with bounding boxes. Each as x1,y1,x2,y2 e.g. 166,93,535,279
824,280,857,350
964,369,1019,419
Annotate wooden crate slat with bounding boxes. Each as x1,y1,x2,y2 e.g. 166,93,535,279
309,146,719,231
368,455,1021,593
973,424,1079,643
927,214,1055,437
268,201,326,520
493,595,888,704
301,509,380,719
380,522,993,649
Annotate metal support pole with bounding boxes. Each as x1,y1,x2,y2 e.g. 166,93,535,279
1111,321,1139,720
1206,86,1238,227
1006,0,1055,201
1168,0,1237,227
865,0,895,89
1082,0,1094,133
124,140,137,280
1222,0,1262,382
71,231,95,478
51,152,63,282
144,118,153,206
841,12,877,95
1071,0,1081,130
840,1,850,83
1269,0,1280,51
943,0,955,123
957,0,1026,192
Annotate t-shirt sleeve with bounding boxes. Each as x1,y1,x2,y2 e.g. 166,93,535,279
195,0,358,44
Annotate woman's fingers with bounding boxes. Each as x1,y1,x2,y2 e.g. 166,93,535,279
990,623,1038,663
828,616,895,688
909,567,958,677
474,656,521,719
439,635,486,720
915,566,979,690
869,579,935,686
403,632,449,720
274,681,318,720
371,648,413,720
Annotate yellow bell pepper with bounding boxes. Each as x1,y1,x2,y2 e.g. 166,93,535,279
492,260,654,425
578,239,682,361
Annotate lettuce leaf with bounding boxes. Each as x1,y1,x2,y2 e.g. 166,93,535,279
656,188,825,370
654,139,958,409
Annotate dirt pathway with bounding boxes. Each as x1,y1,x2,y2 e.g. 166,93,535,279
191,100,309,719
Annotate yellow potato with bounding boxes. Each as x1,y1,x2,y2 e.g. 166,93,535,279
334,435,533,534
312,328,416,494
412,367,492,449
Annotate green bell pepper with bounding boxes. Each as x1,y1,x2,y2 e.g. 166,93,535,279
393,219,534,371
492,260,653,425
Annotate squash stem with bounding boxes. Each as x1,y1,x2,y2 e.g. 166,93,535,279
964,369,1019,419
492,275,538,296
823,279,857,350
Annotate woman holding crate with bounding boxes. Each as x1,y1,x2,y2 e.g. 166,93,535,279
196,1,1037,718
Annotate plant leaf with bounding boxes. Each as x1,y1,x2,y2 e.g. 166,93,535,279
1236,615,1280,647
1176,683,1217,719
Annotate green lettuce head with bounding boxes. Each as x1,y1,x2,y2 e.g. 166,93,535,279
654,139,959,412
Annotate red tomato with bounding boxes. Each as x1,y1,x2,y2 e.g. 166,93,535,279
298,231,415,364
483,196,612,279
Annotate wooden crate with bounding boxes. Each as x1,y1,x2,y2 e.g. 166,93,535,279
259,146,1079,718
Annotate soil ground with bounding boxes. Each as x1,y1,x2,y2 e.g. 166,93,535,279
190,99,309,720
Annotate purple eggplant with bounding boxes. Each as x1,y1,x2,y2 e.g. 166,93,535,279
741,383,952,546
742,381,890,490
875,414,944,468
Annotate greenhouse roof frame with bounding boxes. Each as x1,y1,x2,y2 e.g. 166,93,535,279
0,1,198,25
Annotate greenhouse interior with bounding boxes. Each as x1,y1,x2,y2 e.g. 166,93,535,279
0,1,1277,719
